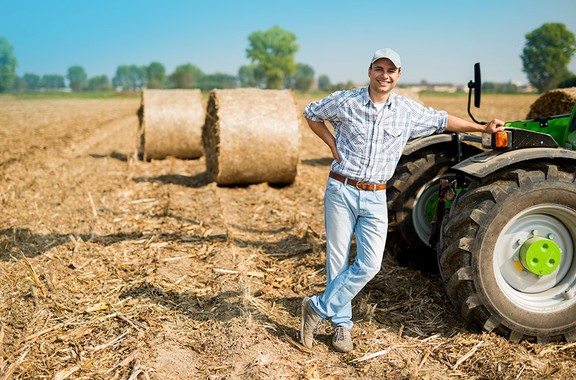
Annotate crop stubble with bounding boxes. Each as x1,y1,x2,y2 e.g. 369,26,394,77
1,93,575,379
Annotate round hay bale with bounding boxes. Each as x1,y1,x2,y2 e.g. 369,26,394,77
526,87,576,119
202,88,301,186
139,89,205,161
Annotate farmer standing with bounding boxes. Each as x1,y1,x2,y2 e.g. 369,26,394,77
301,48,505,352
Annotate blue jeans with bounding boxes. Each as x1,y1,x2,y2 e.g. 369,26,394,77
310,177,388,329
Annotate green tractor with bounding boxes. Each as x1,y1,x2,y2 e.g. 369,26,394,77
388,64,576,343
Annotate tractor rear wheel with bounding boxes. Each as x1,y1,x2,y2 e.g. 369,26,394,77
387,144,482,271
439,163,576,342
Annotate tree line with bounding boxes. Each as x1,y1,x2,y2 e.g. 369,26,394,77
1,24,575,94
0,26,354,94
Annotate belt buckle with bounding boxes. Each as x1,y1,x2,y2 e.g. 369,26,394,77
355,181,366,190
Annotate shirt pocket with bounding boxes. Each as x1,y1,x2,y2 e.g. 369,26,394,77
380,109,406,138
380,126,406,164
383,124,403,137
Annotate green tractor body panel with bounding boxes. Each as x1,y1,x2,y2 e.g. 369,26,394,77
504,107,575,149
453,103,576,178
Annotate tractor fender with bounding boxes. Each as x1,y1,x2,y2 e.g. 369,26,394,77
452,147,576,178
403,133,482,156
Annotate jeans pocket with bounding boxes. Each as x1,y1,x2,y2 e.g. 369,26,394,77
374,189,388,203
326,177,343,193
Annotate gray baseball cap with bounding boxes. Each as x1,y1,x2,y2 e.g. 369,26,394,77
370,48,401,68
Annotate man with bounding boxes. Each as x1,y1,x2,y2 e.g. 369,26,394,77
300,48,505,353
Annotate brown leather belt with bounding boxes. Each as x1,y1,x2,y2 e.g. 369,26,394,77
329,171,387,191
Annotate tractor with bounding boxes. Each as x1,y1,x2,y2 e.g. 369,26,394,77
387,63,576,343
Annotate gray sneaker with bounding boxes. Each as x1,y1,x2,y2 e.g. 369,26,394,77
300,296,323,348
332,326,353,353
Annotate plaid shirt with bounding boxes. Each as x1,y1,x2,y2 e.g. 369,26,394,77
304,87,448,183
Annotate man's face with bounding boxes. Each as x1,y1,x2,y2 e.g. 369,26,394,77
368,58,401,94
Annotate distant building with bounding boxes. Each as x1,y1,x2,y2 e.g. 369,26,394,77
399,83,465,93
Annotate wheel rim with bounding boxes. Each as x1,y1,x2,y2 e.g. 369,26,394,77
412,174,455,247
493,204,576,311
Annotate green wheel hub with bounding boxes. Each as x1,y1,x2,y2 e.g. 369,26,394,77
424,193,438,223
519,237,562,276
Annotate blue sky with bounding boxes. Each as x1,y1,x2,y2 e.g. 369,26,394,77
2,0,576,85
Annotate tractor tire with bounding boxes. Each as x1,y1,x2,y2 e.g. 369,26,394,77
387,143,482,271
438,162,576,343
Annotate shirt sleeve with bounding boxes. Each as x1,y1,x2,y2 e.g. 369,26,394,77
407,101,448,139
303,91,343,122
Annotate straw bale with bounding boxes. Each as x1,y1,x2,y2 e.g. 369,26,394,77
202,88,301,185
139,89,205,160
526,87,576,119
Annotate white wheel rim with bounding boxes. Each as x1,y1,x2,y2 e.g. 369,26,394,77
493,204,576,311
412,174,455,247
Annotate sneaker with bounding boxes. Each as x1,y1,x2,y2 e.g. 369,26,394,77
332,326,353,353
300,296,323,348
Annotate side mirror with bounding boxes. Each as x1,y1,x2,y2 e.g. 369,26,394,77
474,62,481,108
467,63,484,124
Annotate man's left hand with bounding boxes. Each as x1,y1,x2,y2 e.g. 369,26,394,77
485,119,505,134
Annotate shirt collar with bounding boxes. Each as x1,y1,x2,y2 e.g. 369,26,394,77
363,87,397,110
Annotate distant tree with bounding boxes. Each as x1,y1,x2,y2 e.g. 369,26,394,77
482,81,519,94
521,23,576,92
134,65,147,88
169,63,204,88
11,76,27,92
113,64,146,91
22,73,40,90
147,62,166,89
246,26,298,89
0,36,18,92
12,73,41,92
291,63,314,91
199,73,237,91
317,75,331,92
88,75,111,91
558,76,576,88
67,65,88,91
40,74,65,90
113,65,131,90
238,64,263,87
329,80,355,92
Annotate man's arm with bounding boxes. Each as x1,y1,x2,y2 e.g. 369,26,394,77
305,117,342,163
446,115,505,134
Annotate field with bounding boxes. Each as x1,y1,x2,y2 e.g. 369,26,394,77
1,92,575,379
